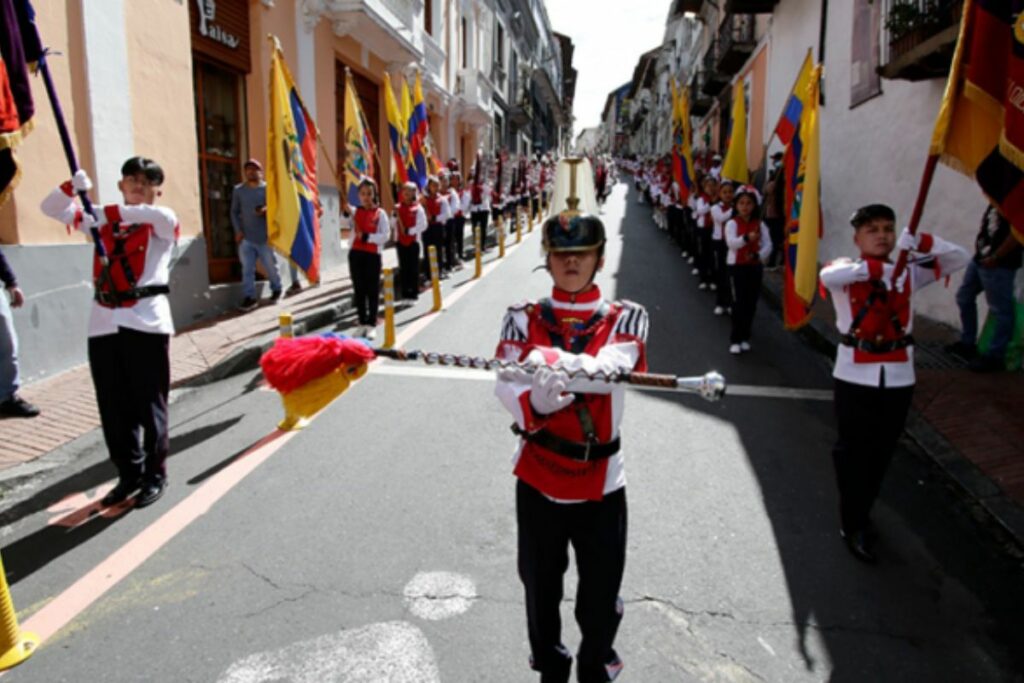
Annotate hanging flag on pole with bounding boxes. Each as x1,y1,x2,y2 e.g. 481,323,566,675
383,73,410,186
341,67,377,209
408,72,429,187
721,80,749,184
400,76,420,188
267,36,321,283
0,0,42,206
930,0,1021,241
791,64,824,307
775,50,816,330
671,77,697,204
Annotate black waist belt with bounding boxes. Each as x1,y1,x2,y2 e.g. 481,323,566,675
839,334,914,354
511,424,620,462
95,284,170,307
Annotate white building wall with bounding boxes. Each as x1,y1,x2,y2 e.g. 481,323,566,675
766,0,983,326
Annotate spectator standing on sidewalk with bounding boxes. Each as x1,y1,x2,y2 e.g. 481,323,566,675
0,249,40,418
231,159,282,312
761,152,786,269
948,205,1022,373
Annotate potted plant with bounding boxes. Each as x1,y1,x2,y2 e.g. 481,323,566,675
885,1,942,60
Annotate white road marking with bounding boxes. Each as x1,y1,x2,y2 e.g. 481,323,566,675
370,363,833,401
403,571,478,621
216,621,440,683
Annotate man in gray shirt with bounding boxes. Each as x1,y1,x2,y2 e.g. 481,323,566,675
231,159,282,311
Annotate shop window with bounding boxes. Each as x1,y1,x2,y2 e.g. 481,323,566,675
194,58,246,284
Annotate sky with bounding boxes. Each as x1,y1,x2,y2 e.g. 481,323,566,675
546,0,669,135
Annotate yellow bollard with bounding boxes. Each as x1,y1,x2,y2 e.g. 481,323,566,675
474,226,482,279
528,205,535,232
428,245,443,312
279,312,294,339
382,268,396,349
0,552,38,671
516,209,523,244
498,220,506,259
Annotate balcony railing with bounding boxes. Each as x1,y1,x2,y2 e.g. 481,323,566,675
701,42,729,96
878,0,962,81
716,13,756,74
724,0,778,13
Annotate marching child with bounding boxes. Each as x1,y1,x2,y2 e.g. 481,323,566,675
41,158,179,508
710,181,735,315
341,178,389,340
693,176,718,289
437,172,454,278
724,186,772,354
447,172,467,268
392,181,427,301
422,175,450,282
819,204,969,563
495,207,647,683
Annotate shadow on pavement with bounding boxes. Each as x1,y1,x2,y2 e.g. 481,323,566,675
611,182,1024,681
0,416,244,585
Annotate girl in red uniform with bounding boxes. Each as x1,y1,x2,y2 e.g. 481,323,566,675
724,186,772,354
341,178,389,339
495,212,648,683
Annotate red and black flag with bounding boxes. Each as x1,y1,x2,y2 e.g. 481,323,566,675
930,0,1024,242
0,0,42,206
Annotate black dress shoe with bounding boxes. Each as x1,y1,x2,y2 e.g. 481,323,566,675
135,479,167,508
102,479,140,506
840,529,877,564
0,395,40,418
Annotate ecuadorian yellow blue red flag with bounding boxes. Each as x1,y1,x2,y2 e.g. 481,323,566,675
267,38,320,283
721,81,749,184
793,65,823,304
343,68,377,208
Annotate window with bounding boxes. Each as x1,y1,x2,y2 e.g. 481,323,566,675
193,58,246,283
462,18,469,69
495,22,505,67
425,0,433,36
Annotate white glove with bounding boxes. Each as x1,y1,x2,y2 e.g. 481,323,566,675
78,211,100,231
72,169,93,193
896,227,919,252
879,263,907,293
497,349,548,385
529,366,574,415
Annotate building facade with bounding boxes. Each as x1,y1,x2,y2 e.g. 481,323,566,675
617,0,981,327
1,0,574,383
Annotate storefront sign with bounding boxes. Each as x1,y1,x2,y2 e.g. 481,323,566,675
190,0,251,73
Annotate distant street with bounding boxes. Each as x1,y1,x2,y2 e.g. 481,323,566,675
1,181,1022,682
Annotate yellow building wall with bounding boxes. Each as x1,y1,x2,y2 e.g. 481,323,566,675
0,1,91,245
125,0,202,239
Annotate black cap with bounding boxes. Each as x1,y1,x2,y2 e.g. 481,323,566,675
542,213,606,253
850,203,896,228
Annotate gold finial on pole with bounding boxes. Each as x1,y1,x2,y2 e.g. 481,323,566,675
563,157,584,215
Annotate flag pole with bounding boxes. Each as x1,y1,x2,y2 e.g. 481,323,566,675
889,154,939,282
35,50,105,260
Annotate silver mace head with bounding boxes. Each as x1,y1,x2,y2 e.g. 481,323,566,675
679,371,726,402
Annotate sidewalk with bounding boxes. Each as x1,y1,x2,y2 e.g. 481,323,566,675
0,254,391,477
760,268,1024,546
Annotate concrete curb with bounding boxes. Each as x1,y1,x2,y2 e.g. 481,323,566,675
759,273,1024,554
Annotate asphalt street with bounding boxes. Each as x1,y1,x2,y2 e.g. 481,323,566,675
1,182,1022,682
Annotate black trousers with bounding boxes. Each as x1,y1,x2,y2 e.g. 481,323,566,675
396,242,420,300
765,217,785,267
729,263,763,344
666,205,684,247
712,240,733,308
88,327,170,486
423,223,444,279
348,249,381,325
531,196,540,218
471,210,490,249
517,480,626,682
832,379,914,534
450,214,466,261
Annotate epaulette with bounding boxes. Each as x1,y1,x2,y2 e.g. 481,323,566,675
507,300,535,313
616,299,645,311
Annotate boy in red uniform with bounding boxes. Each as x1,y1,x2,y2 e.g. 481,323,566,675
391,181,426,302
41,158,179,508
820,204,968,562
495,207,648,682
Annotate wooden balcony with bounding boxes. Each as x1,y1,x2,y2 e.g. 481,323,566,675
878,0,962,81
689,75,713,116
700,43,729,96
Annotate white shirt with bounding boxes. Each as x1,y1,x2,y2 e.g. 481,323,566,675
820,235,969,387
495,298,648,503
710,203,733,240
469,184,491,212
41,184,178,338
725,218,772,265
460,189,472,215
340,207,391,246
